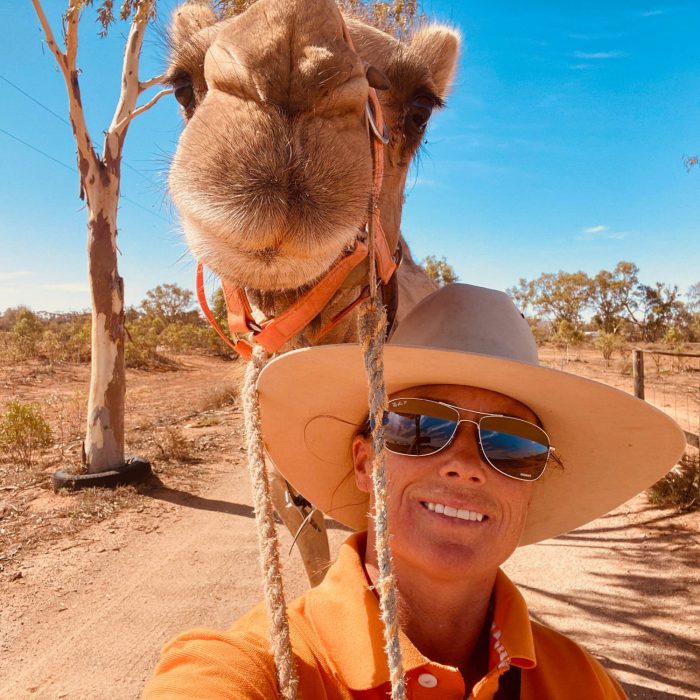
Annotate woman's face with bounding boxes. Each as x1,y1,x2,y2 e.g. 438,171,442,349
352,384,538,583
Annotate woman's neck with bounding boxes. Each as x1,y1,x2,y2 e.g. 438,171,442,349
363,554,496,686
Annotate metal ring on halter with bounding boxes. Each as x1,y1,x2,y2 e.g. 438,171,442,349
366,101,390,145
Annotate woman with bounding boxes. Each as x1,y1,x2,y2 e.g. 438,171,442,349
144,283,684,699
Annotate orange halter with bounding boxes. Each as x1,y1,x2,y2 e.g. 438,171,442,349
196,18,398,360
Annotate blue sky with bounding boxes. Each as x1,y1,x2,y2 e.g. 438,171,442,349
1,1,698,313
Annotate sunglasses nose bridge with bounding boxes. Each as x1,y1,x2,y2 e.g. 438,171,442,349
448,418,486,458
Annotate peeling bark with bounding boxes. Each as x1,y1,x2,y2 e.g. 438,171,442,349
84,196,125,472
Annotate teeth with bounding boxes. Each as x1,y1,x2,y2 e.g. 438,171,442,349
423,502,484,522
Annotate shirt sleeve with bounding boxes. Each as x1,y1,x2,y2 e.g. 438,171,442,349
142,628,279,700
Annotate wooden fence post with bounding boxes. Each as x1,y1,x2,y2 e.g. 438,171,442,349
633,349,645,400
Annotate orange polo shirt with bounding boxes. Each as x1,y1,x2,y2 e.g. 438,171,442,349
144,533,626,699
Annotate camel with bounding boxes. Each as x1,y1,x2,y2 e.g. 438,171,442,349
166,0,460,585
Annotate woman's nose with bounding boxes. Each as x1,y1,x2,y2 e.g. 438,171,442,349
436,422,489,484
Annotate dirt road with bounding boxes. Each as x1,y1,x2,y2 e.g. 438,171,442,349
0,356,697,699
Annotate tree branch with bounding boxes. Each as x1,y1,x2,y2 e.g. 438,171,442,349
31,0,99,187
65,0,80,73
111,87,174,132
30,0,68,78
139,75,165,93
107,0,155,148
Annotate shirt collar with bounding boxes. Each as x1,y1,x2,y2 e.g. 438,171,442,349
307,532,536,691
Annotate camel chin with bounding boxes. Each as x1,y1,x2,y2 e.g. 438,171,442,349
181,216,358,292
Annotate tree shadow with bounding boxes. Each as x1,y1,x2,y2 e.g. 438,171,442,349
619,681,695,700
511,512,699,696
141,477,350,530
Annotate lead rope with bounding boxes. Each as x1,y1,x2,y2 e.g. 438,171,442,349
242,345,298,700
357,215,407,697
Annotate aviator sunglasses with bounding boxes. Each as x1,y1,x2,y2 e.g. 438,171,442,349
382,398,554,482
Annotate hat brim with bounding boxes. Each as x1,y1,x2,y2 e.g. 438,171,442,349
257,343,685,545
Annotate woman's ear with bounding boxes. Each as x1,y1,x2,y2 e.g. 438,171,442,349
351,435,374,494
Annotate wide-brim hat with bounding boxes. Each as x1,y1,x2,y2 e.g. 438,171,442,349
257,284,685,545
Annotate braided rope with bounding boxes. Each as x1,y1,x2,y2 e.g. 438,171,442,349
357,193,407,700
358,301,406,700
243,345,298,700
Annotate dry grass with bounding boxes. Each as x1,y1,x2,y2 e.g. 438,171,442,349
0,486,139,578
197,383,239,412
154,425,196,463
647,451,699,511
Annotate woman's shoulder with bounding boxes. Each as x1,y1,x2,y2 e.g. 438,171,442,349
527,620,627,699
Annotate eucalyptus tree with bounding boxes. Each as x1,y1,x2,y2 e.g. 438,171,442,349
31,0,171,472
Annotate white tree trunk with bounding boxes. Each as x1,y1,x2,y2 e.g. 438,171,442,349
84,182,125,472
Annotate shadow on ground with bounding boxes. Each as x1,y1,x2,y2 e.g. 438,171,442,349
142,476,351,531
509,501,699,698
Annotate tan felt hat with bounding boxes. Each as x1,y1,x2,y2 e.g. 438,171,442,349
257,284,686,544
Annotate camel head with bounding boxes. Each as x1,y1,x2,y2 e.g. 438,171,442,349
166,0,459,343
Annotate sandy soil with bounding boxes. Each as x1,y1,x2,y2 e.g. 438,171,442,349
0,352,698,699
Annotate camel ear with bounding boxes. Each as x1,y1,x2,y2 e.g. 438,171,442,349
170,2,217,47
410,25,461,99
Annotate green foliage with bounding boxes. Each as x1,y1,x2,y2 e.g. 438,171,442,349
594,331,624,362
507,278,535,316
662,326,685,352
74,0,156,36
11,309,43,358
421,256,459,287
124,283,234,364
513,263,698,344
140,283,198,324
0,400,53,468
551,319,583,347
591,262,638,334
532,271,592,331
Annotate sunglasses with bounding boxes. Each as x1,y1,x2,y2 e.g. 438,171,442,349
382,398,554,482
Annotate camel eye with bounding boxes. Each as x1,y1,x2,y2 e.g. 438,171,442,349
409,94,437,131
172,77,195,112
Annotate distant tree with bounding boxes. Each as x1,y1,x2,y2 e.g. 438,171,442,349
1,306,36,332
687,282,700,314
31,0,170,472
211,287,228,329
421,256,459,287
629,282,683,342
591,261,639,335
507,278,536,316
140,284,198,324
11,309,43,358
530,271,593,330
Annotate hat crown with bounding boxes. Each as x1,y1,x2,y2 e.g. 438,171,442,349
390,283,539,366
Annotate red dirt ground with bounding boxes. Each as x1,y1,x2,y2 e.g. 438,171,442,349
0,351,697,699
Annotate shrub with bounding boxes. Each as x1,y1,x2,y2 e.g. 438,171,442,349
594,332,624,362
551,319,583,346
647,452,699,511
11,309,42,359
0,400,53,467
